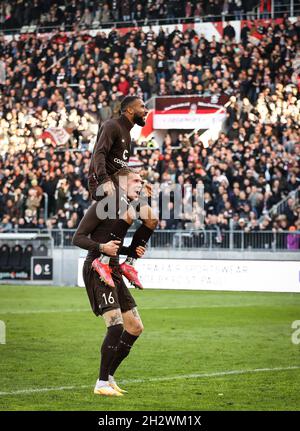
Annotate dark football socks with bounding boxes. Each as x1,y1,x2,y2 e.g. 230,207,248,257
126,224,154,260
109,331,139,376
99,324,123,381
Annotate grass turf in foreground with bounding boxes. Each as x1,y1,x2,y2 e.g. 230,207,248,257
0,285,299,410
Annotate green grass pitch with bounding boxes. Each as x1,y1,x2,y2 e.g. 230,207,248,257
0,285,299,411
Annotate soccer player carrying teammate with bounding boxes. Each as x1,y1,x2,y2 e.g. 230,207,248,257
73,168,146,396
88,96,158,290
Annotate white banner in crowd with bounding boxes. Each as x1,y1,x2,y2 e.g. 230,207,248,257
40,127,70,146
153,112,226,130
77,258,300,293
154,95,228,130
4,17,291,46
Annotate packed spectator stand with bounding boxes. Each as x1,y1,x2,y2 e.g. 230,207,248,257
0,5,299,250
1,1,261,31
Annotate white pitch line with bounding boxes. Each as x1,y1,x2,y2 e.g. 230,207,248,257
0,366,299,397
0,304,265,315
0,308,90,315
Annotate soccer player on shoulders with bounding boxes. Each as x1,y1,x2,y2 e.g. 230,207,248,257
88,96,158,290
73,168,148,396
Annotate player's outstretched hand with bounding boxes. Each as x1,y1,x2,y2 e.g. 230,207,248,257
136,246,146,258
103,240,121,256
102,180,115,196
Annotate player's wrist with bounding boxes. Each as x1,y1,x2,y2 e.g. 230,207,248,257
99,243,105,253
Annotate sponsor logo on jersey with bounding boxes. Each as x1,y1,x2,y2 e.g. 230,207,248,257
114,158,129,168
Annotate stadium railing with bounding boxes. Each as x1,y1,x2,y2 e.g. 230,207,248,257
269,189,300,219
4,228,299,251
257,188,300,224
272,0,300,17
149,229,300,251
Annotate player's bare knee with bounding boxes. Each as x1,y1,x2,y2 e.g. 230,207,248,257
139,205,158,229
143,217,158,230
137,321,144,334
121,207,135,225
127,206,137,222
128,320,144,336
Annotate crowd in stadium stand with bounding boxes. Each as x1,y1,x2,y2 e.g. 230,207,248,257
0,1,259,30
0,16,300,248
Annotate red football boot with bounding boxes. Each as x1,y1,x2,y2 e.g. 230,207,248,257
92,259,115,288
120,262,144,289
